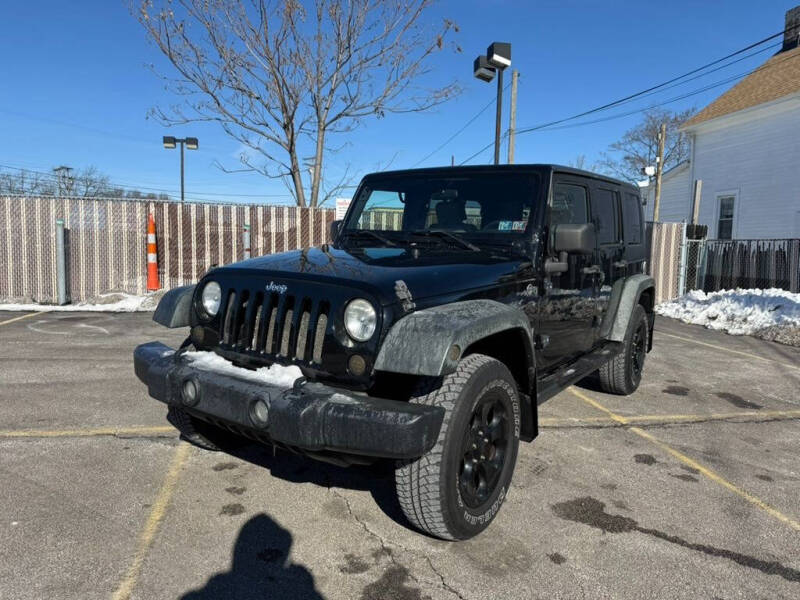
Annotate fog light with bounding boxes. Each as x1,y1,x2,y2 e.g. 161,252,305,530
249,397,270,428
181,379,199,406
348,354,367,376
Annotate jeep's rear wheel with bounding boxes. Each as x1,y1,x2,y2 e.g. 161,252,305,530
167,406,243,452
395,354,521,540
598,304,649,395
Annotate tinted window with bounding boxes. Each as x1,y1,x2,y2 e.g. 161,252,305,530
344,173,539,236
592,188,619,245
622,193,642,245
551,183,589,226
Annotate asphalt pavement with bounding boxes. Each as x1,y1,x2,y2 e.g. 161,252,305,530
0,310,798,600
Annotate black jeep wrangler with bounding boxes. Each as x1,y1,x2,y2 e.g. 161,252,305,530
134,165,654,540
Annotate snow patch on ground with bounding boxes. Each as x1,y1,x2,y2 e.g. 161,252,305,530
0,291,163,312
183,350,303,388
656,288,800,340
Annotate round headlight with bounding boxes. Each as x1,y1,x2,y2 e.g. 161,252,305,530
344,298,377,342
201,281,222,317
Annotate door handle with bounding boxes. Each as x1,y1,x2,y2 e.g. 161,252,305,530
613,260,628,269
581,265,602,275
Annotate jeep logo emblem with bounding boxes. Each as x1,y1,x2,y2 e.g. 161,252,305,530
265,281,288,294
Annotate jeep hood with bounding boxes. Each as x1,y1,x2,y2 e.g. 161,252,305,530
218,245,531,306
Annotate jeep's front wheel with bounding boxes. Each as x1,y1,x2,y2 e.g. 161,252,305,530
395,354,521,540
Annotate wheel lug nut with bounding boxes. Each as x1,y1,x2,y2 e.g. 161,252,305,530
471,443,477,449
483,438,489,443
480,455,485,460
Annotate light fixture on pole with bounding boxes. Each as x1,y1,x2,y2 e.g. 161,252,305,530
162,136,199,203
473,42,511,165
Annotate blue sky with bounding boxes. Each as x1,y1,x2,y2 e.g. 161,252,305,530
0,1,795,204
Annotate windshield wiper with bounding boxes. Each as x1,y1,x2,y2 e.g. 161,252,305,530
411,230,480,252
340,229,397,247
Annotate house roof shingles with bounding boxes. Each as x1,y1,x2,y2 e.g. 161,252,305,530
683,46,800,128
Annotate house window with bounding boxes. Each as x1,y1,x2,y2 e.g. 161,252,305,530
717,196,735,240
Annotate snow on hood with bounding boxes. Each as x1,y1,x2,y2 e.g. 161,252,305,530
183,350,303,387
656,288,800,336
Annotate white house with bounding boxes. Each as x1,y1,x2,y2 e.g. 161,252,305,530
658,6,800,239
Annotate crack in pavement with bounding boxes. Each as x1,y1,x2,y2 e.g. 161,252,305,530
328,487,468,600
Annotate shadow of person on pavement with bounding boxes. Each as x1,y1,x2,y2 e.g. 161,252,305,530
180,513,324,600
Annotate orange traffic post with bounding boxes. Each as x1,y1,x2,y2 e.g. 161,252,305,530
146,214,160,291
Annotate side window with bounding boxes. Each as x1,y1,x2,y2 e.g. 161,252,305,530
622,193,642,245
717,196,735,240
592,187,620,245
551,183,589,226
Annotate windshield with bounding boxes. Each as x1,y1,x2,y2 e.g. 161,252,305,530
341,172,542,246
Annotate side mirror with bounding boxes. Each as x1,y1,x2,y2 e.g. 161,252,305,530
552,223,596,255
329,220,342,243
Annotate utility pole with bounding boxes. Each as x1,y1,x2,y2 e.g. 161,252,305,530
652,123,666,222
53,166,73,197
507,70,519,164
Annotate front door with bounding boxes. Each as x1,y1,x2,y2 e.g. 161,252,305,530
537,176,599,371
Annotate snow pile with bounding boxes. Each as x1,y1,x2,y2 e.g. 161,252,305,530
656,288,800,337
0,291,162,312
183,350,303,387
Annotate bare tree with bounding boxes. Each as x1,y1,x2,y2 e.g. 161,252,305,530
72,166,112,198
0,169,54,196
596,108,694,183
136,0,460,207
567,155,588,170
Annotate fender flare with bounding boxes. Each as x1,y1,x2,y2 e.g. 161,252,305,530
153,285,195,328
599,274,655,342
374,299,534,377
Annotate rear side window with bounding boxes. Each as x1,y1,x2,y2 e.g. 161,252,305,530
551,183,589,226
622,193,642,245
592,187,620,245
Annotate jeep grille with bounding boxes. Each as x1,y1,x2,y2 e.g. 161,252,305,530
219,288,329,365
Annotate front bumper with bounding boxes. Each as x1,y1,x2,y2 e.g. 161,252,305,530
134,342,444,459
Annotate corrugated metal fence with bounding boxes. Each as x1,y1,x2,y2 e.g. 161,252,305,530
0,196,335,303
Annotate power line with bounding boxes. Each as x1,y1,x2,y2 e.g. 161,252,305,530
410,81,512,168
0,163,295,200
518,44,800,136
458,28,792,164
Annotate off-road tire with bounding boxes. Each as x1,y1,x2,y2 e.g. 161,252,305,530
599,304,649,395
395,354,521,540
167,406,242,452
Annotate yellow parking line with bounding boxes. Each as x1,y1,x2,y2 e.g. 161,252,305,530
0,312,46,327
656,330,800,371
0,426,175,439
568,387,800,532
112,442,192,600
539,409,800,428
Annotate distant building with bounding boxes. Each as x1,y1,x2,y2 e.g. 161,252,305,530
657,5,800,239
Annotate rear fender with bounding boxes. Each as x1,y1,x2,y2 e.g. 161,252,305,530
600,274,655,344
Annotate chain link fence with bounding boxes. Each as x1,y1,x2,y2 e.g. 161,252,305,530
684,238,800,294
0,196,335,304
646,221,686,304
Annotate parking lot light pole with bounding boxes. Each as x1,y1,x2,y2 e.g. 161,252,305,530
473,42,511,165
162,136,199,203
